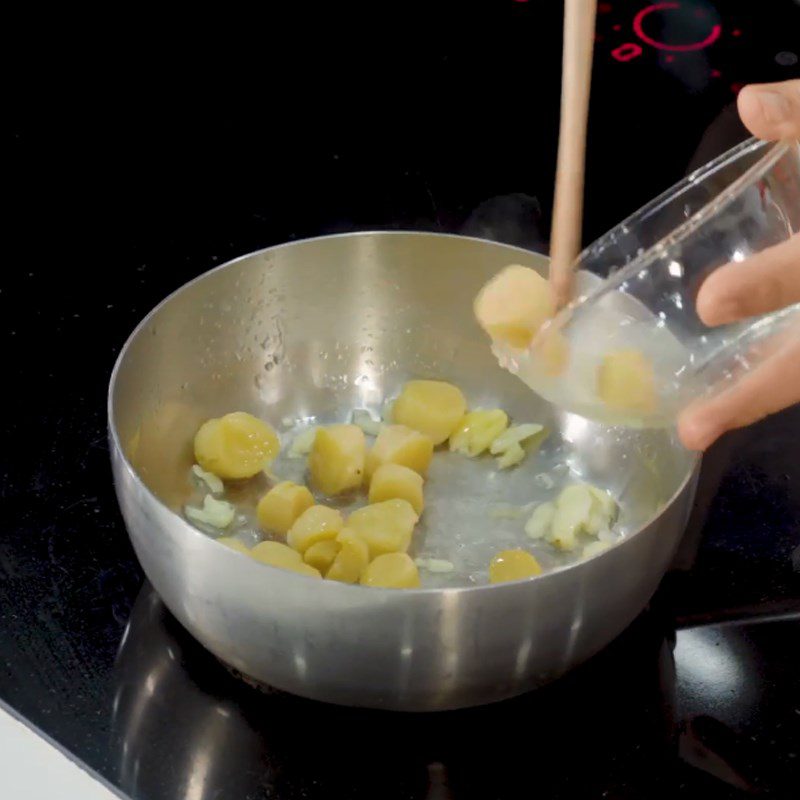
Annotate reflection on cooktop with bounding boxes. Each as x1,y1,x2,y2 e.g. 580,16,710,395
109,584,798,799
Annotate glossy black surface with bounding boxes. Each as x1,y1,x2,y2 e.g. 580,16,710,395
3,2,800,798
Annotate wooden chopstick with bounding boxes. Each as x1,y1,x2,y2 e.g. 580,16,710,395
549,0,597,309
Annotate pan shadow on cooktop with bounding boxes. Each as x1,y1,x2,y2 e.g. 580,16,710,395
108,582,799,800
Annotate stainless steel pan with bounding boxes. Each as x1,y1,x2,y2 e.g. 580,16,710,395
109,232,698,711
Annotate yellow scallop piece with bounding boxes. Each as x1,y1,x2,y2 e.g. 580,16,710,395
346,499,418,559
304,539,341,573
597,349,657,415
250,540,304,569
250,540,322,578
360,552,420,589
392,380,467,445
286,505,344,554
365,424,434,480
474,265,554,349
288,562,323,579
489,549,543,584
194,412,280,480
257,481,315,536
368,463,424,514
326,529,370,584
216,537,251,555
309,424,366,496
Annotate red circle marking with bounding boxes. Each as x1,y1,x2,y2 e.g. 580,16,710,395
633,2,722,52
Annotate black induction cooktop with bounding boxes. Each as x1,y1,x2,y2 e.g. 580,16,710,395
3,2,800,798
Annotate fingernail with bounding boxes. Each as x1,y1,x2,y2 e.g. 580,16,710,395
755,90,791,124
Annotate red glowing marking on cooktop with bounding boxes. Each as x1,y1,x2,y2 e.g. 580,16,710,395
711,69,721,78
598,2,613,12
611,42,643,62
732,29,742,37
665,54,675,62
613,23,622,31
633,2,722,52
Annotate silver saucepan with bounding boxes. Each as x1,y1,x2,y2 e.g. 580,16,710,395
109,232,698,711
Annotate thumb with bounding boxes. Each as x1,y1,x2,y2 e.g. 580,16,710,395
737,80,800,141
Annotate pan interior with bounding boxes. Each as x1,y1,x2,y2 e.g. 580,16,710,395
111,233,695,587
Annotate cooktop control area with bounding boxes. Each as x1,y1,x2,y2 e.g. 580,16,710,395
508,0,800,246
3,1,799,799
596,0,799,87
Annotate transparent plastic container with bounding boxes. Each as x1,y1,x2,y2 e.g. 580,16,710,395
501,137,800,428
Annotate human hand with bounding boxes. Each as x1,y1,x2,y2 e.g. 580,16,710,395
678,79,800,451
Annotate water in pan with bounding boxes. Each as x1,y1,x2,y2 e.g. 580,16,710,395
186,405,641,589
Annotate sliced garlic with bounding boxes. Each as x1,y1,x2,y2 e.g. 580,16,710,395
525,501,556,540
191,464,224,494
549,484,594,551
450,409,509,457
583,540,613,559
415,557,455,573
489,423,544,454
287,427,317,458
352,409,383,436
496,442,526,469
490,423,546,469
545,484,618,551
597,528,618,544
185,495,235,529
585,486,618,535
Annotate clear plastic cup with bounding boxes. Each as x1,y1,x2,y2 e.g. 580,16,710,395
501,137,800,428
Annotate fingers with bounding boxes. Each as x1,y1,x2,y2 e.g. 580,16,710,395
678,325,800,450
737,80,800,141
696,234,800,326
